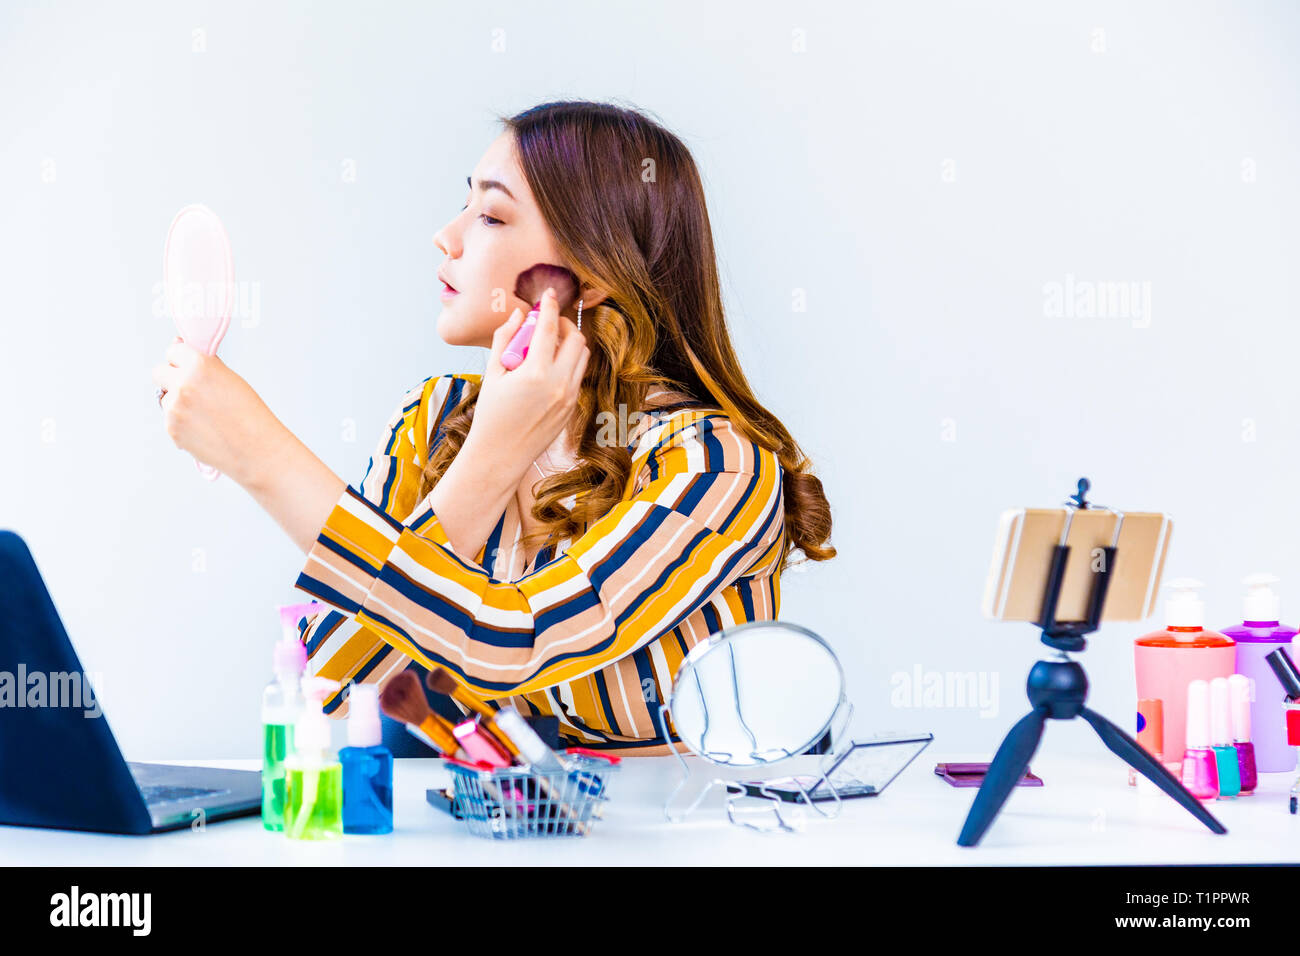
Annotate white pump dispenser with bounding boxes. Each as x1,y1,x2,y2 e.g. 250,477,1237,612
1165,577,1206,637
291,677,340,766
346,683,383,749
1241,572,1281,624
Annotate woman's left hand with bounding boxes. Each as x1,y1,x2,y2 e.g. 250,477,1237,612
151,336,284,486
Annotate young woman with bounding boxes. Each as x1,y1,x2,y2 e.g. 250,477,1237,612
151,99,836,756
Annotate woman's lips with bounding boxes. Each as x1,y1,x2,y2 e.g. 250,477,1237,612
440,281,459,300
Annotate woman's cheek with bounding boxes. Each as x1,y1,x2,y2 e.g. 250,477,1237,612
435,308,460,343
435,304,483,347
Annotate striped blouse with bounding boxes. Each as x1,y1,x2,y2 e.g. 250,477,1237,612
293,372,787,755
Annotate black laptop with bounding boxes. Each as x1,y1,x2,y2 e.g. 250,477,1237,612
0,530,261,834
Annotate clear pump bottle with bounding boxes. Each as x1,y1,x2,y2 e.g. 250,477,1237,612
261,636,307,831
284,677,343,840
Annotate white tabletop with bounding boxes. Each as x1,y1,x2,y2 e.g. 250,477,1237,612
1,753,1294,865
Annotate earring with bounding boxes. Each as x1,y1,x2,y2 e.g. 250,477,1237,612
576,297,583,331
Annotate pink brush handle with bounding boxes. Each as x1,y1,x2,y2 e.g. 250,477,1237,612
500,311,539,370
190,336,226,481
163,203,234,482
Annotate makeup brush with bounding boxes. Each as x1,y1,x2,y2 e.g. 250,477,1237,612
426,667,496,719
425,668,520,758
500,263,581,370
379,670,463,757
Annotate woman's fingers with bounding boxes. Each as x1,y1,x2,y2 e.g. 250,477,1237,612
486,307,527,376
556,321,589,391
568,340,591,394
165,339,201,371
522,287,560,370
151,362,180,391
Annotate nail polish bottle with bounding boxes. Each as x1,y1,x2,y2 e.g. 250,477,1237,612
1209,677,1240,797
1228,674,1257,794
1181,679,1220,800
1129,698,1164,789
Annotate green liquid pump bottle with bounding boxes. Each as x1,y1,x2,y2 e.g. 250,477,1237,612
284,677,343,841
261,632,308,831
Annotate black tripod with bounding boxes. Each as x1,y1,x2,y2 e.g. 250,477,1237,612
957,484,1227,846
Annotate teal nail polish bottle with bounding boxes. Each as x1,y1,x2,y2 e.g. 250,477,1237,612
1210,677,1241,797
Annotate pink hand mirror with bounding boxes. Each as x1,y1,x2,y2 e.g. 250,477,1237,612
163,204,234,481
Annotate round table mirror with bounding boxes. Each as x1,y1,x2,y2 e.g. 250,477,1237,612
661,620,845,768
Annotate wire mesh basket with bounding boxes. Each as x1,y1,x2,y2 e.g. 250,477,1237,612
444,748,621,840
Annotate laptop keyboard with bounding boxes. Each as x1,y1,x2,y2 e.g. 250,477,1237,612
140,784,230,805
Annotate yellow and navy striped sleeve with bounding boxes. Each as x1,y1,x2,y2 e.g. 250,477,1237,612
293,373,474,715
293,410,785,700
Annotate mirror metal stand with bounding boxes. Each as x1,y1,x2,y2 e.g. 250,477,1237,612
657,621,855,832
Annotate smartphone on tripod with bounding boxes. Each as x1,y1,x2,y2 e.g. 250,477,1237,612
982,505,1171,624
959,480,1224,846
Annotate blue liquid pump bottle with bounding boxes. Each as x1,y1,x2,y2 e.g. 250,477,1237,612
339,683,393,834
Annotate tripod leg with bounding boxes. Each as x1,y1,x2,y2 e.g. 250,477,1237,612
1079,707,1226,835
957,707,1048,847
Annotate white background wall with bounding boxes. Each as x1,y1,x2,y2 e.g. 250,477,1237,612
2,0,1298,759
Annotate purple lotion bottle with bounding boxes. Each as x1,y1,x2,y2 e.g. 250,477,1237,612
1221,573,1298,772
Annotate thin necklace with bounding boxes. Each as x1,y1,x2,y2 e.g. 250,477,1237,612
523,449,556,571
532,448,553,482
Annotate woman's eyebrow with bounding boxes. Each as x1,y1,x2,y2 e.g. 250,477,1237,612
467,174,516,202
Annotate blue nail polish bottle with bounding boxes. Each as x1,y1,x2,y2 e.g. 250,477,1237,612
1210,677,1241,798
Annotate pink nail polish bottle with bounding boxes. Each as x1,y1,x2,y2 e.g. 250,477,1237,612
1229,674,1257,794
1181,679,1220,800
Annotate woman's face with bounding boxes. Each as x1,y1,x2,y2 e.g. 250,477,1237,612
433,132,577,348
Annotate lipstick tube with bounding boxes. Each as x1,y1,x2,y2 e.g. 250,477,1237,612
1287,701,1300,747
1130,698,1164,790
425,668,522,759
1264,648,1300,744
453,718,513,768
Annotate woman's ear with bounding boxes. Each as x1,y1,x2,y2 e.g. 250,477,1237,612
575,286,611,311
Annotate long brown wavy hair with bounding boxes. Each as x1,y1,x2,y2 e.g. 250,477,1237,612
417,99,835,571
